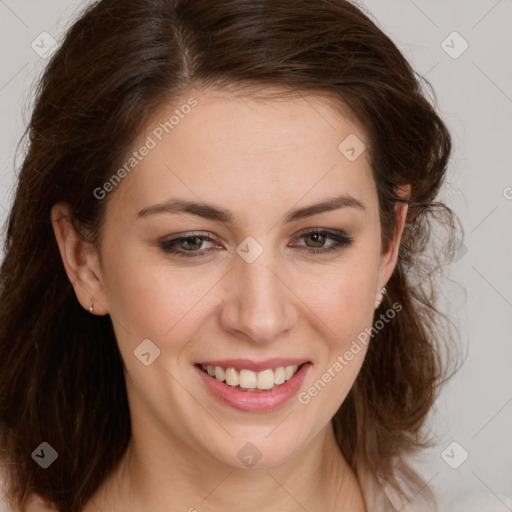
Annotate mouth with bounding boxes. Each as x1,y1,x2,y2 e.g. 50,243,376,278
194,359,312,412
197,363,303,392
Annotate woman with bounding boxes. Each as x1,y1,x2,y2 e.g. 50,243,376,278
0,0,486,510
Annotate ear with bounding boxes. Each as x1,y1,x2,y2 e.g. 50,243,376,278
51,202,109,315
375,185,410,308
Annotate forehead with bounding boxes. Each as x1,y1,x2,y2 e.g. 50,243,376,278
107,86,376,220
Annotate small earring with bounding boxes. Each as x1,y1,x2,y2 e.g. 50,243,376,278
375,287,387,309
89,300,94,314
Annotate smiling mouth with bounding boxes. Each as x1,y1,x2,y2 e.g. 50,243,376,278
197,363,305,392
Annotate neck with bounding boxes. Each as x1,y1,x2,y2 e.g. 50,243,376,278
86,420,366,512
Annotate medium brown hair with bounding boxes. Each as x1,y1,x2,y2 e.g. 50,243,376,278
0,0,458,510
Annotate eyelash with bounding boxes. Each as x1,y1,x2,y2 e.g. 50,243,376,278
158,229,353,258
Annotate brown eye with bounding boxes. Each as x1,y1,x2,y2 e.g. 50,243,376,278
290,229,353,255
180,236,205,251
303,232,327,248
159,233,219,258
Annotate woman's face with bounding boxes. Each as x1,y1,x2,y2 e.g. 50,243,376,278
91,87,403,469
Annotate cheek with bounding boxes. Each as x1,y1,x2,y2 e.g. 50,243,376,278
105,264,215,345
101,224,382,356
294,255,380,345
294,262,379,419
100,238,216,347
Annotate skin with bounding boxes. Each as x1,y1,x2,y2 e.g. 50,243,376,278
47,86,409,512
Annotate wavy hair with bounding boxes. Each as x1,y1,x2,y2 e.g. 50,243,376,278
0,0,459,510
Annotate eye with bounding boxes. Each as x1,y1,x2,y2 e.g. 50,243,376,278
159,232,219,258
289,229,353,254
158,228,353,259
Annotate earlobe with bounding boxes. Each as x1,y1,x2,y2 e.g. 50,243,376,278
374,286,387,309
50,202,109,315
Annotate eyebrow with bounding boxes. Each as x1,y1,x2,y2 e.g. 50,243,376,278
137,194,365,223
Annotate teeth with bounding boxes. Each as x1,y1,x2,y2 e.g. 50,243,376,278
239,369,257,389
284,365,295,380
225,367,239,387
257,369,275,390
214,366,225,382
274,366,286,385
200,364,300,391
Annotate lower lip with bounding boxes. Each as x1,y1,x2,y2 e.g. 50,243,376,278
195,363,311,412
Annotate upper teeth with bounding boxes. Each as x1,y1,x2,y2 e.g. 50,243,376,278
201,364,300,390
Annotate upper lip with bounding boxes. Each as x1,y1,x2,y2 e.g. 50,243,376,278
195,358,310,372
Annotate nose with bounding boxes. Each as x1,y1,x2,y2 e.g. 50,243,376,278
219,251,298,345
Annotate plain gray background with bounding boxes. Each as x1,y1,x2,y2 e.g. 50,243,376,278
0,0,511,508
